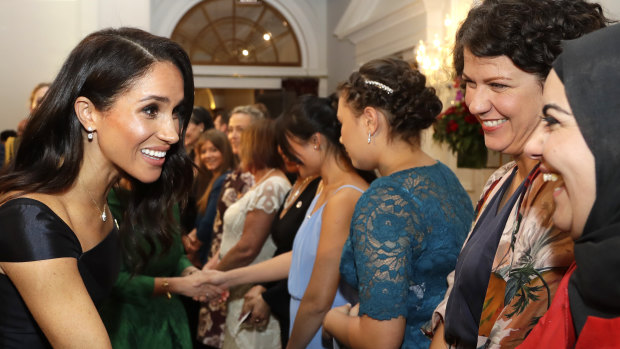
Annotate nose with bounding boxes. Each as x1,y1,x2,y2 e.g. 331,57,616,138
524,121,546,160
159,115,180,144
465,87,491,116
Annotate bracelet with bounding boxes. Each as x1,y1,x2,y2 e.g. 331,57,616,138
162,278,172,299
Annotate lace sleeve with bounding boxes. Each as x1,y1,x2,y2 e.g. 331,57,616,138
246,176,291,215
351,182,418,320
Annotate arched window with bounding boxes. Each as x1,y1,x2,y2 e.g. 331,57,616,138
171,0,301,66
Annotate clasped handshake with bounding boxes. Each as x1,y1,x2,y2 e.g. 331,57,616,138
179,269,230,303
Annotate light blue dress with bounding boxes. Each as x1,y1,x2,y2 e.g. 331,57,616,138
288,185,363,349
340,162,473,349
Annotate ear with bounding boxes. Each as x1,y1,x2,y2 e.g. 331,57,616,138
312,132,322,147
74,96,99,131
361,106,381,135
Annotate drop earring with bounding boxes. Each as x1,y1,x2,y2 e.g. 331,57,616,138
87,127,94,141
367,132,372,144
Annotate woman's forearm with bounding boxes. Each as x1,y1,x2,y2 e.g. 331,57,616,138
216,244,256,271
220,251,292,288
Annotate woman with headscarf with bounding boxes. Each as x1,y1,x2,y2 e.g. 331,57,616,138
518,24,620,348
428,1,610,347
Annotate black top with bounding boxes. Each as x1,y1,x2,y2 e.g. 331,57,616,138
445,169,524,347
554,24,620,335
0,198,121,348
261,177,320,346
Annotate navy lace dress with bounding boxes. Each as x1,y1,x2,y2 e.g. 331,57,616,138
340,162,473,348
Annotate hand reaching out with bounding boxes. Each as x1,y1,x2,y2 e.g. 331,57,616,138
169,270,225,300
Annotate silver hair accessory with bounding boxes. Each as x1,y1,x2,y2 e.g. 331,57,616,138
364,80,394,94
87,126,94,141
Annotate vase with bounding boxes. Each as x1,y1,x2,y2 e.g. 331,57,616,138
457,148,488,169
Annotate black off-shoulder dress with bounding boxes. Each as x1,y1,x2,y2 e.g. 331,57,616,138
0,198,120,348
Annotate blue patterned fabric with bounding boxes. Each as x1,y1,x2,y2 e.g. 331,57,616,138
340,162,473,348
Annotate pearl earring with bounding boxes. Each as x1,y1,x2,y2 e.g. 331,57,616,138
87,127,94,141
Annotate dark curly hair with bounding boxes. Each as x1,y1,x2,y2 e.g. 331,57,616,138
454,0,611,81
0,27,195,273
338,58,442,145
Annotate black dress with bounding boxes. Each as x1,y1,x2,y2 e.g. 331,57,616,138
261,177,320,347
0,198,121,348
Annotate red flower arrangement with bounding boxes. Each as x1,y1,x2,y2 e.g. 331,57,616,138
433,81,488,168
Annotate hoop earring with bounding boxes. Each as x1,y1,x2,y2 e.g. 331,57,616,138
87,127,94,141
367,132,371,144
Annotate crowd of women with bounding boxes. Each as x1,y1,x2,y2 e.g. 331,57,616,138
0,0,619,348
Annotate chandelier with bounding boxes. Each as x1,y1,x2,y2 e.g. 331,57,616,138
415,15,458,89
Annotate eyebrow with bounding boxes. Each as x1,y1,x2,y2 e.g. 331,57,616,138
139,95,170,103
543,103,572,117
461,72,513,83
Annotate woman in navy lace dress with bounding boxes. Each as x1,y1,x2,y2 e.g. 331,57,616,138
323,58,473,348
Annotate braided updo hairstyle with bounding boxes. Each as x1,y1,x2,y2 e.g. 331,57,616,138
338,58,442,145
454,0,610,82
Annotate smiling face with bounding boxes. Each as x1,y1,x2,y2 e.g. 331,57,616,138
93,61,184,183
199,140,223,172
227,112,252,155
526,69,596,239
462,48,543,157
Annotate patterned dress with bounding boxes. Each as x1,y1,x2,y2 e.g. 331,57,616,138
430,162,574,348
340,162,473,348
197,169,254,348
220,175,290,349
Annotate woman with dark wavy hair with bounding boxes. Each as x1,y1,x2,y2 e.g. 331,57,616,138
428,1,610,348
0,27,203,348
322,58,473,348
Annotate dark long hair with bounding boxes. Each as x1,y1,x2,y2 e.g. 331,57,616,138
195,130,236,213
276,94,375,183
0,27,195,272
276,94,344,165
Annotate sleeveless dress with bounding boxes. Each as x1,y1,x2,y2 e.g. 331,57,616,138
288,184,364,349
220,175,291,349
261,177,321,347
340,163,473,348
0,198,121,348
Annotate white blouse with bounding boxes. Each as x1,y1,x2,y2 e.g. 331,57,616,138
219,175,291,264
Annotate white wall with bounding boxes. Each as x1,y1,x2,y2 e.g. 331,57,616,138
326,0,356,94
1,0,617,132
0,0,150,132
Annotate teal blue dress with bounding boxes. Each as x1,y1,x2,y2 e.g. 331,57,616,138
340,162,473,349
